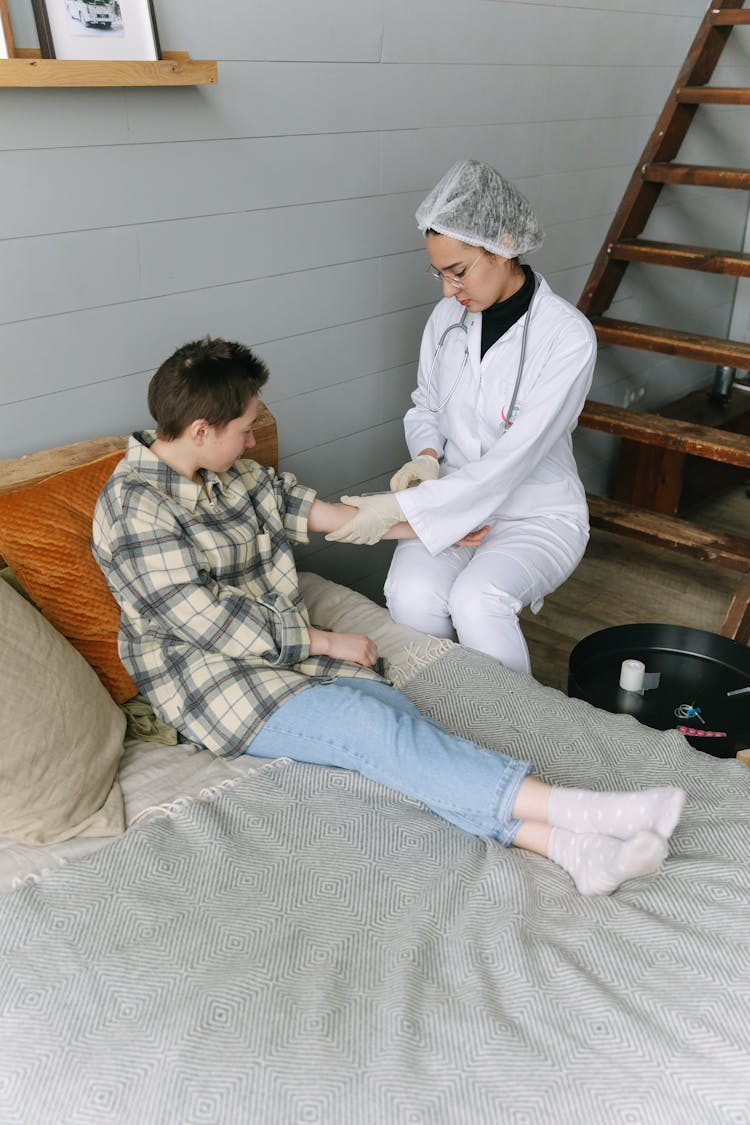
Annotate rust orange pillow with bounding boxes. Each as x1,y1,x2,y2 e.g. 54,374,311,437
0,450,139,704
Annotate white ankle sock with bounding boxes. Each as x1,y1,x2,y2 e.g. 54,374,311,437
547,786,685,841
548,828,668,896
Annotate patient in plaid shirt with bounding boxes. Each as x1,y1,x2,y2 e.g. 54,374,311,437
92,337,685,896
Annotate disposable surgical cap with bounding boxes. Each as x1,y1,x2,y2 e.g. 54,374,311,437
415,159,544,259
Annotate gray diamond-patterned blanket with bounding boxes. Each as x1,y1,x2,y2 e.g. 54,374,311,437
1,647,749,1125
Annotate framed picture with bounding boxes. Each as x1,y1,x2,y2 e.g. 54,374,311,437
31,1,161,61
0,0,15,59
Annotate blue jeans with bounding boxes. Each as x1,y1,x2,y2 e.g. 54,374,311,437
249,678,532,845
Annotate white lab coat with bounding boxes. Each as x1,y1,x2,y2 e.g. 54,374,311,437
396,274,597,557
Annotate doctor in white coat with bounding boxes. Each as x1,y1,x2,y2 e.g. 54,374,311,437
328,160,597,674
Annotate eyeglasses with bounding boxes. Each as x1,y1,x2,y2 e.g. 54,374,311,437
427,252,484,290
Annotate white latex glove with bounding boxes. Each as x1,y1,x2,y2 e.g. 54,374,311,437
325,493,405,545
389,453,440,492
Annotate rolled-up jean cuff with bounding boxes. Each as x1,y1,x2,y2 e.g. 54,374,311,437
492,758,533,847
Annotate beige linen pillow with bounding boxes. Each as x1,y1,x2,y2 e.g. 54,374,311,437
0,579,126,845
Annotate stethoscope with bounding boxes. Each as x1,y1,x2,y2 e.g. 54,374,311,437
424,271,541,433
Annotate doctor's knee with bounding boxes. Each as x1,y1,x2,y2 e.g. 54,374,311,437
385,573,454,636
450,585,530,673
448,581,523,631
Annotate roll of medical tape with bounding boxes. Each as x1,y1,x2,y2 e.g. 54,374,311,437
619,658,645,692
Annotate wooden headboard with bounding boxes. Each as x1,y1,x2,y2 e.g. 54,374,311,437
0,401,278,567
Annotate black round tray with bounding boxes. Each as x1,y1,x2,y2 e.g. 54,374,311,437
568,623,750,758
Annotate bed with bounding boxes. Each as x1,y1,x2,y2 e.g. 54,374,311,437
0,409,749,1125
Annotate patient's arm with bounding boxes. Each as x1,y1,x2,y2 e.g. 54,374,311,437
307,499,416,539
307,499,488,547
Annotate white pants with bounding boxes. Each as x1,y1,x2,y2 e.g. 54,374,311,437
384,516,588,674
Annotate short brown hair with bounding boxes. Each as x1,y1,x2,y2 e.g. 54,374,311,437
147,337,269,439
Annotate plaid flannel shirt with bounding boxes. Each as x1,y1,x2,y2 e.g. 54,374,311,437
92,432,381,758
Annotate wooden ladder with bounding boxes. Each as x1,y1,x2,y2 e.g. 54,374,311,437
577,0,750,643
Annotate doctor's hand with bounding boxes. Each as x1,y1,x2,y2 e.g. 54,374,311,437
454,524,490,548
325,493,405,545
389,453,440,491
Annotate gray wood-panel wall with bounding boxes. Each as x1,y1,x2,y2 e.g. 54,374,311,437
2,0,749,599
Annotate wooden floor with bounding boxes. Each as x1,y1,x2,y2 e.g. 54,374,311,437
521,483,748,693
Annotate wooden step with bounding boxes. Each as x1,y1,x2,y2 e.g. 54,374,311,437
587,494,750,572
610,384,750,515
609,238,750,276
643,162,750,187
710,10,750,25
676,86,750,104
580,399,750,468
590,316,750,367
642,162,750,189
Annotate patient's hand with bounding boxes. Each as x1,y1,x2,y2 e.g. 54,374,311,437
454,524,490,548
308,627,378,667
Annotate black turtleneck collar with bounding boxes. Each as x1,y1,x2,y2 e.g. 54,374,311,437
480,264,535,359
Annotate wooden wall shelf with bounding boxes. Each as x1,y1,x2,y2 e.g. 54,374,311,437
0,49,217,87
